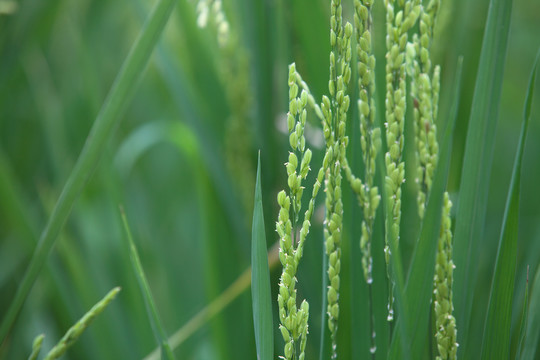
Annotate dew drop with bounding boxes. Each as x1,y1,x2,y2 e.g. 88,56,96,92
387,308,394,321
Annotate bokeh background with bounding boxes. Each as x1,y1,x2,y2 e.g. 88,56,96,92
1,0,539,358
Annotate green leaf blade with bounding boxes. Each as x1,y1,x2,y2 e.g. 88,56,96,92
521,265,540,359
251,152,274,360
452,0,515,354
515,266,529,360
120,209,175,360
480,48,539,360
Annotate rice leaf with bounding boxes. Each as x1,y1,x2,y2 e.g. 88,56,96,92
523,49,540,123
389,57,463,359
120,208,175,360
515,266,529,360
251,152,274,360
521,265,540,359
480,47,539,360
0,0,179,343
452,0,515,353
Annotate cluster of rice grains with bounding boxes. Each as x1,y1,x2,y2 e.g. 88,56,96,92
276,64,319,360
275,0,457,358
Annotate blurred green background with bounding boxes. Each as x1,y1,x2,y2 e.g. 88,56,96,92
0,0,539,358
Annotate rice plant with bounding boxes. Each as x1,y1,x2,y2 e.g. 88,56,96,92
0,0,539,359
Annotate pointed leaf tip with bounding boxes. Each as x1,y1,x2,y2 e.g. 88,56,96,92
251,152,274,360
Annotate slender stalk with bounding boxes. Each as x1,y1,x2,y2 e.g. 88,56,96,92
43,287,121,360
0,0,179,345
120,208,175,360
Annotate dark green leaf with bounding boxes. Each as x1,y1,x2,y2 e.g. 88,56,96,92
515,266,529,360
480,47,539,360
517,51,540,360
521,265,540,359
452,0,515,354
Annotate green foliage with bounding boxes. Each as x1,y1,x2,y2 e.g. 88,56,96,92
452,0,516,356
0,0,539,359
480,48,539,360
0,0,179,344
